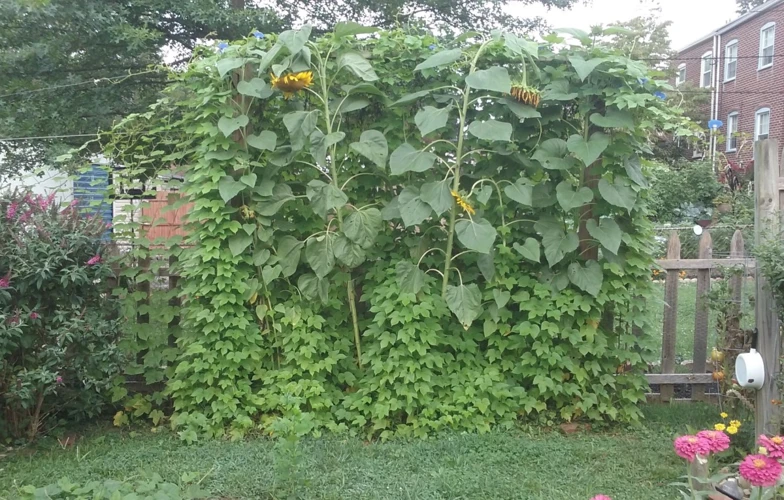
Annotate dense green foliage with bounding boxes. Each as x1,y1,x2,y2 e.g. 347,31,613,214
85,25,696,440
648,160,723,223
16,474,205,500
0,192,123,441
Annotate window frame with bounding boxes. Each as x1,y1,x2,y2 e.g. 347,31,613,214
726,112,739,151
759,22,775,70
755,107,771,141
725,40,738,82
676,63,686,86
700,51,713,88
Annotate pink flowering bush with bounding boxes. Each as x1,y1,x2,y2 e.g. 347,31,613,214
0,190,123,441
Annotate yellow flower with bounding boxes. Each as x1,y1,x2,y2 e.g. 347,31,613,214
714,423,726,431
727,426,738,435
270,70,314,98
720,412,728,419
760,446,769,455
451,190,475,216
730,420,741,428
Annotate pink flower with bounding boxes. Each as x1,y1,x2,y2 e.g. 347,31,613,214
739,454,782,487
56,376,63,385
0,274,11,288
6,202,17,220
29,311,39,320
759,435,784,459
590,496,612,500
86,255,101,266
697,430,731,453
674,435,711,462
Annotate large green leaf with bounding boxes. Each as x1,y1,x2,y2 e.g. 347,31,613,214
297,273,329,304
554,27,592,45
396,261,426,294
240,173,257,187
493,289,511,309
445,284,482,329
542,80,577,101
415,106,451,136
337,51,378,81
555,181,593,212
218,176,245,203
216,57,245,78
598,178,637,211
389,143,437,175
217,114,249,137
464,66,511,93
532,138,574,170
475,185,492,205
391,89,434,106
349,130,388,168
590,108,634,130
566,132,610,166
256,184,295,216
504,179,533,206
567,260,603,297
279,26,312,54
237,78,273,99
455,218,497,254
261,264,282,285
477,251,495,281
228,232,253,257
337,96,370,114
258,44,281,72
275,236,303,277
624,155,649,188
283,110,319,150
246,131,277,151
333,235,366,268
305,233,335,278
502,98,541,120
342,83,387,98
535,216,579,267
532,183,558,208
467,119,512,142
513,238,540,263
306,179,348,218
503,32,539,58
415,48,463,71
586,218,622,254
344,208,382,248
398,186,432,227
568,55,605,81
334,21,378,38
420,177,453,215
310,130,345,167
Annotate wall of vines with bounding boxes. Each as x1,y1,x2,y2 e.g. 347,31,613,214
90,25,696,440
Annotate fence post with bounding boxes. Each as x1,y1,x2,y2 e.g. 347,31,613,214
661,231,681,402
754,139,781,437
692,230,712,402
728,230,745,337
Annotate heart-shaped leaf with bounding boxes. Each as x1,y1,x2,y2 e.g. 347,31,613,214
415,106,452,136
503,33,539,58
216,57,245,77
305,233,335,279
502,98,541,120
240,173,257,188
624,155,648,188
535,215,579,267
555,181,593,211
247,131,277,151
492,289,511,308
455,218,497,254
468,119,512,142
567,132,610,166
275,236,303,277
504,179,533,206
586,218,622,254
420,177,453,215
228,232,253,257
396,261,427,294
334,21,378,38
390,143,437,175
333,235,366,268
590,108,634,130
297,273,329,304
310,130,345,167
532,183,558,208
397,186,432,227
445,284,482,329
306,179,348,218
256,184,295,216
542,80,577,101
283,110,319,151
477,251,495,281
532,138,574,170
279,25,312,54
261,264,282,285
392,89,434,106
513,238,540,263
598,178,637,211
555,28,592,45
337,51,378,81
568,55,605,81
337,96,370,114
465,66,511,93
218,176,245,202
475,185,492,205
344,208,382,248
415,48,463,71
237,78,273,99
568,260,603,297
253,248,271,266
217,114,249,137
350,130,388,168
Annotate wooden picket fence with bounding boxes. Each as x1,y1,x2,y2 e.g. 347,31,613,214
645,229,753,403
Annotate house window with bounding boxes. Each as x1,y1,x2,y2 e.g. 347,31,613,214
760,22,775,69
755,108,771,140
676,63,686,86
701,51,713,87
727,112,739,151
725,40,738,81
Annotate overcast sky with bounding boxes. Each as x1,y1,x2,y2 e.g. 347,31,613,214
508,0,739,50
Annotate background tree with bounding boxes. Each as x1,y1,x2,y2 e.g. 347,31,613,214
595,2,674,66
737,0,769,14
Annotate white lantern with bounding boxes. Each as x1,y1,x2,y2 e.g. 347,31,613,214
735,349,765,390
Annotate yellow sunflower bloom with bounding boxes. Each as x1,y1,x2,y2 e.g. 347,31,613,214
727,425,738,435
451,190,475,215
270,70,314,99
730,420,741,428
714,423,726,431
720,412,728,419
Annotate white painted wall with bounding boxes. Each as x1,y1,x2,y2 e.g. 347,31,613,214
2,167,73,204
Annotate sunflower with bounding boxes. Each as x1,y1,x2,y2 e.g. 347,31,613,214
510,84,542,108
270,70,314,99
451,190,475,216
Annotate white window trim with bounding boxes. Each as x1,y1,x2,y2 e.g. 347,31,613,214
676,63,686,86
726,112,739,151
700,51,713,88
755,107,771,140
759,22,775,70
725,40,738,82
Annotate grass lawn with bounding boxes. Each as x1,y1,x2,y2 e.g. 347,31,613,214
0,405,717,500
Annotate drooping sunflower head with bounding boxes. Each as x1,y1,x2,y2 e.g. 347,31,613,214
510,83,542,108
451,190,475,216
270,70,314,99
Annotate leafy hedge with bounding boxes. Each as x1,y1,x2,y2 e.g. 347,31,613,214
90,26,696,440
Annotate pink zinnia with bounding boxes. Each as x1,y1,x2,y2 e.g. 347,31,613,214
739,454,782,487
56,375,63,385
697,430,731,453
759,435,784,459
590,496,612,500
29,311,39,320
86,255,101,266
674,435,711,462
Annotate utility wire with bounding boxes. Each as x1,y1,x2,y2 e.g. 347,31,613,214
0,133,97,142
0,69,163,99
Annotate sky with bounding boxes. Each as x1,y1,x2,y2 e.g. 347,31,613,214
508,0,740,50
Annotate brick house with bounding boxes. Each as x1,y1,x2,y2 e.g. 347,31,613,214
674,0,784,167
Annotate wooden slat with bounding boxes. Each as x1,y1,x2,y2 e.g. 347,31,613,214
656,258,754,270
755,139,782,436
646,394,719,404
727,231,745,342
660,231,681,401
646,373,714,384
692,231,712,402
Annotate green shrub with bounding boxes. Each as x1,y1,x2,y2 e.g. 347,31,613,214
648,160,723,223
0,191,123,441
17,474,205,499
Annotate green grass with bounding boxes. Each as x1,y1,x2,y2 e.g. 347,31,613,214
0,405,717,500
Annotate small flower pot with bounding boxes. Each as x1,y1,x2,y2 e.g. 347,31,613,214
697,219,712,228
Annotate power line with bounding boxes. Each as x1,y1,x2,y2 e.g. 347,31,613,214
0,69,162,99
0,133,96,142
